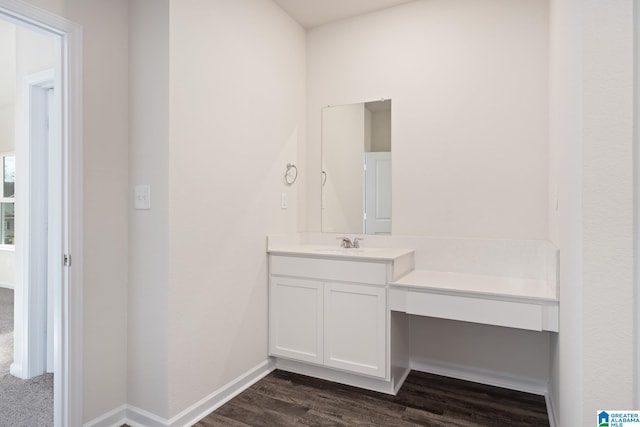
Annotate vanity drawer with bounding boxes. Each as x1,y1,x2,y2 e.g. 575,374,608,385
270,255,387,286
404,291,544,331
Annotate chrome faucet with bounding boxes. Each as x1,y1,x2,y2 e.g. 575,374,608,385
337,237,364,248
338,237,354,248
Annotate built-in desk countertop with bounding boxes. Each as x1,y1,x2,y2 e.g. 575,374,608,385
389,270,559,332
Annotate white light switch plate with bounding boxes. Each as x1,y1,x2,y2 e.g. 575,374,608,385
135,185,151,210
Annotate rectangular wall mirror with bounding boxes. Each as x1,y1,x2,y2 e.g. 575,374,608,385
321,99,391,235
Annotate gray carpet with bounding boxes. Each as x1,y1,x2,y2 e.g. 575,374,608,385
0,288,53,427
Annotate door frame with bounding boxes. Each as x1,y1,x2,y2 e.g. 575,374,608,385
11,69,56,381
635,0,640,408
0,2,83,426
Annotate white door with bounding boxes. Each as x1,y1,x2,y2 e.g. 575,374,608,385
364,152,391,234
269,276,324,364
324,282,386,378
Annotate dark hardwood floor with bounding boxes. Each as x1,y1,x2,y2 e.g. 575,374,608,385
194,370,549,427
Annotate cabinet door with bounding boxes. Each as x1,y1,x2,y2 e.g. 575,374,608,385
269,276,323,364
324,282,386,378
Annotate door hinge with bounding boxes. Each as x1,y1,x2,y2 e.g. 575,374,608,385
63,254,72,267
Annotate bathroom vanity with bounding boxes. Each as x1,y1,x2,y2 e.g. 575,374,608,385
267,236,559,395
268,244,414,394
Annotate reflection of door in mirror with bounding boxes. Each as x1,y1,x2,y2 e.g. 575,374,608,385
364,152,391,234
321,100,391,235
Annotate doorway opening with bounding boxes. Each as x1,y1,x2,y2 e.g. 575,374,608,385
0,1,83,426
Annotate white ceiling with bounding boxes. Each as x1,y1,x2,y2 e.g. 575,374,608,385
272,0,417,29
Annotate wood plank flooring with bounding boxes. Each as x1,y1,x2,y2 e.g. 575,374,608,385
194,370,549,427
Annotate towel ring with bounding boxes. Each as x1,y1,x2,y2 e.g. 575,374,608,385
285,163,298,185
321,170,327,186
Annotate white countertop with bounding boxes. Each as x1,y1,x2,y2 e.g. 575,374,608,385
267,244,414,262
391,270,558,303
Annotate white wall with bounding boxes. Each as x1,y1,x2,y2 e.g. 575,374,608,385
580,0,634,420
305,0,552,390
0,20,15,154
128,0,169,417
411,317,552,381
0,108,14,153
22,0,130,421
364,107,372,152
14,26,54,77
0,20,15,289
370,109,391,152
549,0,636,424
167,0,305,417
306,0,549,239
548,0,582,422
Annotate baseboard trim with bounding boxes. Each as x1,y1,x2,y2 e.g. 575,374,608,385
125,404,168,427
84,359,275,427
410,357,549,396
412,357,554,426
545,386,559,427
83,404,126,427
393,367,411,395
9,362,21,378
169,358,275,426
275,357,398,395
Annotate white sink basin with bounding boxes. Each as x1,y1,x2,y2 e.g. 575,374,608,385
313,248,374,255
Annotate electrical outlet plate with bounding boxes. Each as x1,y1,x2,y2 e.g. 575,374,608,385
135,185,151,210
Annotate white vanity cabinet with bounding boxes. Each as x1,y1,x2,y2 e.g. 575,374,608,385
266,246,415,395
323,281,386,377
269,276,324,364
268,255,389,379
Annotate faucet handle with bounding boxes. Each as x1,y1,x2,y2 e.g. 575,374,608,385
336,237,353,248
353,237,364,248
